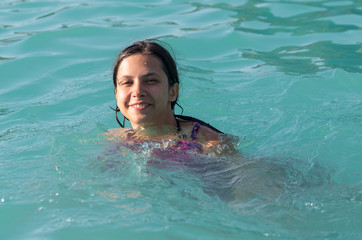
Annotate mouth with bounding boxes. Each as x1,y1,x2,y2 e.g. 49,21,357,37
129,103,151,110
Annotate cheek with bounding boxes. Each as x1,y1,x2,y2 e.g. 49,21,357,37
115,89,127,106
155,87,170,105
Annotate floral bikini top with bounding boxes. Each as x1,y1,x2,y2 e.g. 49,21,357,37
119,121,204,156
165,122,203,152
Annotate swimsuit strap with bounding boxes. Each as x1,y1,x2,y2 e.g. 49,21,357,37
175,118,182,133
175,118,187,139
174,115,224,134
191,122,201,140
175,117,200,140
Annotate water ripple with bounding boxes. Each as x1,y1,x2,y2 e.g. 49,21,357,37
1,0,361,239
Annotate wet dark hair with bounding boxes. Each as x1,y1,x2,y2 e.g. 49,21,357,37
113,40,179,110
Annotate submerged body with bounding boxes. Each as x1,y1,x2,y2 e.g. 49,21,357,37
106,119,238,158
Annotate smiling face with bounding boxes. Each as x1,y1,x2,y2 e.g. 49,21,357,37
115,54,179,129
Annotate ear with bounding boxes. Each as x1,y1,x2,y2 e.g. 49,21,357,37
169,83,179,102
114,89,117,95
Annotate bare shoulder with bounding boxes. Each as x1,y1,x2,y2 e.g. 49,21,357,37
198,125,240,155
104,128,131,140
198,125,222,141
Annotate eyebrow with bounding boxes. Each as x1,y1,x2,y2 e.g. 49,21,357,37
119,72,161,80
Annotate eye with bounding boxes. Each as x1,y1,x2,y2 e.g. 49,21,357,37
119,80,132,86
146,79,158,84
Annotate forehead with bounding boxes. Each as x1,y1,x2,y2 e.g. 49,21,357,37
117,54,166,76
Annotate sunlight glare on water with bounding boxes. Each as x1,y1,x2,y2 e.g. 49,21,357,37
0,0,361,239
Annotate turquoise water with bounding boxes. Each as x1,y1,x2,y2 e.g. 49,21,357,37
1,0,362,239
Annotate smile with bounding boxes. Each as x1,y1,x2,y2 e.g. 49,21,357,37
130,103,151,109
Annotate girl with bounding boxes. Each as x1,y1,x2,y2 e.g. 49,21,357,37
107,40,237,156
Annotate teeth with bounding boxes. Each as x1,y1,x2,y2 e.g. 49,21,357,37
132,104,148,108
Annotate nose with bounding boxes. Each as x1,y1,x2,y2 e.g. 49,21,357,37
131,79,146,98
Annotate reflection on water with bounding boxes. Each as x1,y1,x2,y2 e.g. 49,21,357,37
242,41,362,74
185,1,362,75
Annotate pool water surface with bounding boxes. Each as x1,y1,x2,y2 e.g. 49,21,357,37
0,0,361,239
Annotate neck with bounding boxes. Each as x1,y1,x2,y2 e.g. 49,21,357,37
131,125,177,138
130,115,181,137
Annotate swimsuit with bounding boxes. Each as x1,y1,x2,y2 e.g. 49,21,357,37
191,122,201,140
148,122,203,164
100,121,204,168
164,122,203,152
116,121,204,159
